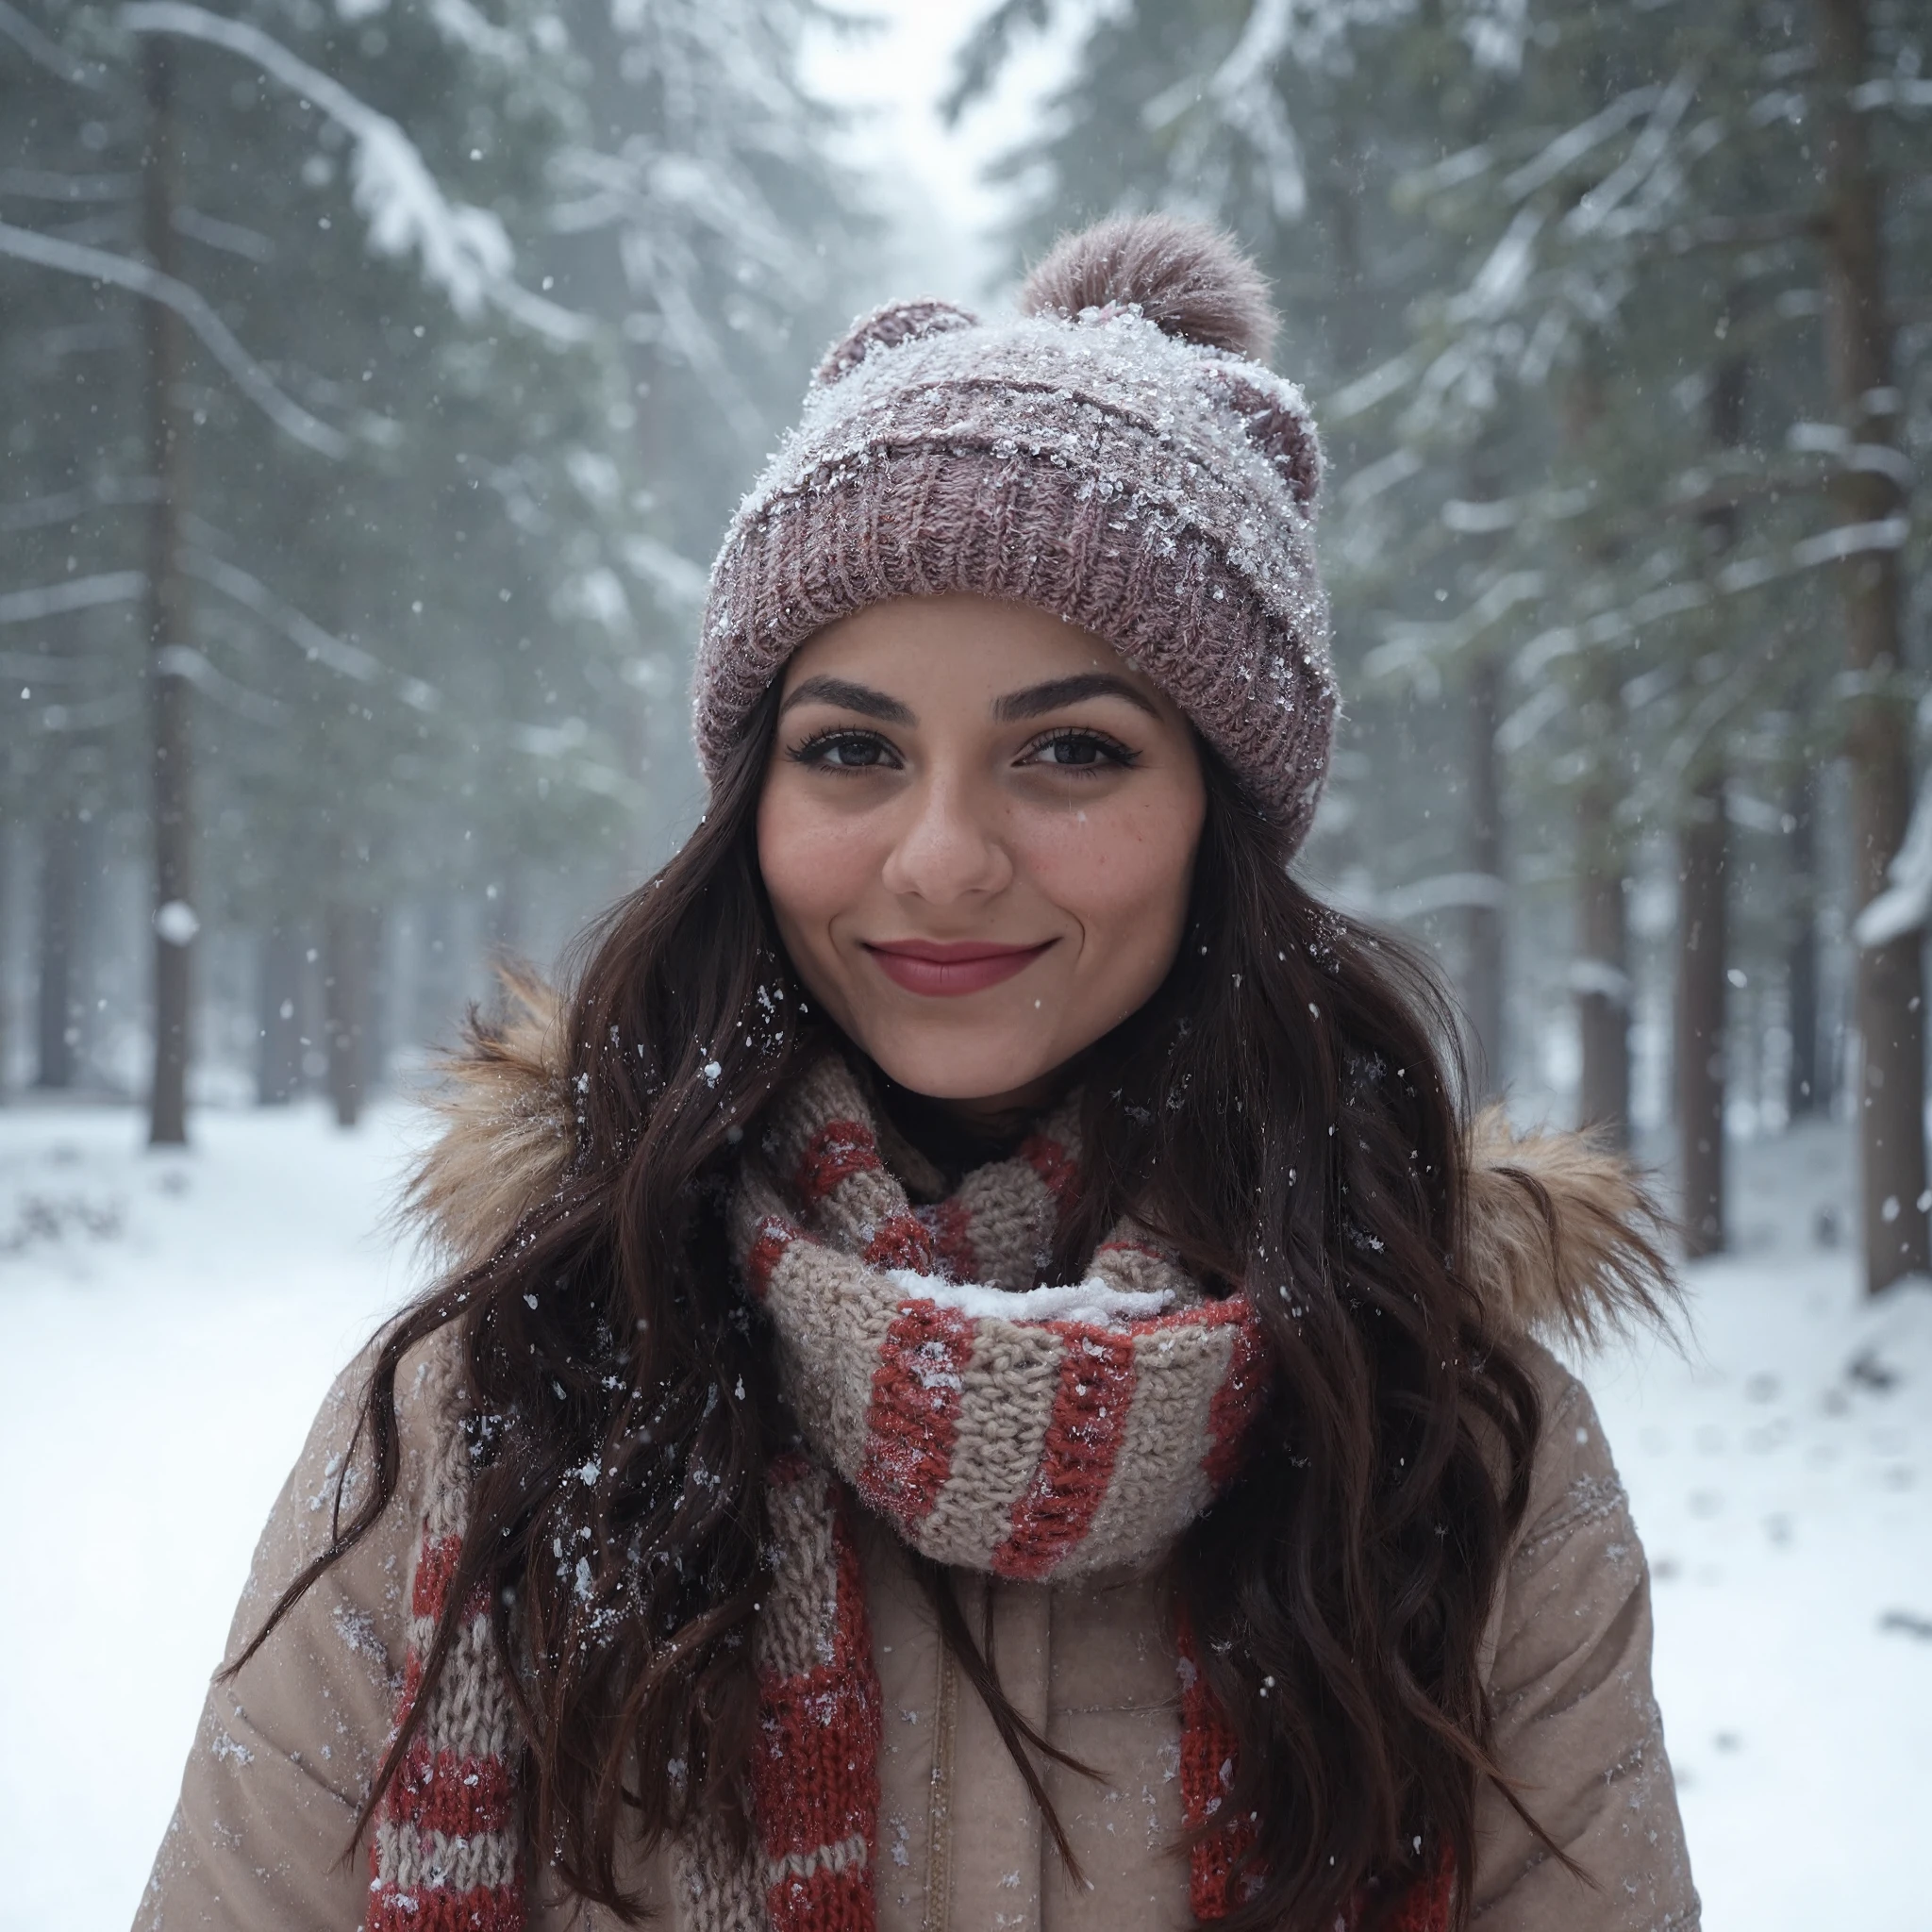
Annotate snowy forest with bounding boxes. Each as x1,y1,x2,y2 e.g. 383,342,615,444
1,0,870,1128
5,0,1932,1294
4,1,1932,1926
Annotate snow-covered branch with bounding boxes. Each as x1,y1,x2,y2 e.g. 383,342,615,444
0,478,161,533
1377,871,1508,921
181,550,388,685
1502,86,1661,200
1204,0,1307,221
1855,781,1932,949
0,0,104,86
0,166,135,201
120,2,593,341
0,570,148,625
1364,570,1546,683
156,643,289,724
0,220,351,456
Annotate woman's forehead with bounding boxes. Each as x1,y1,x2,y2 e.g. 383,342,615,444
781,595,1174,713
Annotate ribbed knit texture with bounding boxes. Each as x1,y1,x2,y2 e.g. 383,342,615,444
366,1345,524,1932
367,1064,1450,1929
736,1057,1271,1581
695,218,1337,844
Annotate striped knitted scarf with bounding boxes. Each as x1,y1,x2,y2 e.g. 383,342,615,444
366,1057,1452,1931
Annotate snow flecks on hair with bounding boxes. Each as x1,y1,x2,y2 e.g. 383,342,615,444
1018,212,1278,365
399,984,1679,1363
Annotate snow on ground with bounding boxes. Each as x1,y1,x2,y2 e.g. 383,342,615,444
0,1097,424,1932
0,1100,1927,1931
1577,1122,1932,1931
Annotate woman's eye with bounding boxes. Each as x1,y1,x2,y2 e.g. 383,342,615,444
1023,729,1135,772
790,729,897,771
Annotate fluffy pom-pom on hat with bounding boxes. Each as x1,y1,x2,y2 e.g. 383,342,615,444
695,212,1337,846
1017,212,1278,363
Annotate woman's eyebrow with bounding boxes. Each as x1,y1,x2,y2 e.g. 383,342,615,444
778,675,915,723
993,673,1160,722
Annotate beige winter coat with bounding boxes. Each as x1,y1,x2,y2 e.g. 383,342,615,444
140,1020,1700,1932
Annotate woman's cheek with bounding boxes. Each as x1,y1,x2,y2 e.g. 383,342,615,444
1021,791,1193,935
761,786,842,912
758,787,873,1005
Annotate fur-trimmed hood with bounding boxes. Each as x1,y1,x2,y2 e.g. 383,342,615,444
407,978,1674,1347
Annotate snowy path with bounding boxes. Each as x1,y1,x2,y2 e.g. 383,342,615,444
0,1103,1926,1931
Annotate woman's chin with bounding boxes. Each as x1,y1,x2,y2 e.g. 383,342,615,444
857,1034,1070,1112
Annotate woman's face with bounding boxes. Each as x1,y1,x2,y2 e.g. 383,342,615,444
758,594,1208,1116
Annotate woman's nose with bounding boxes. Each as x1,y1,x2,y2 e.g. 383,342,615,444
878,774,1012,904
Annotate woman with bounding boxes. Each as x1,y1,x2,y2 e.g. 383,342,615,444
142,215,1698,1932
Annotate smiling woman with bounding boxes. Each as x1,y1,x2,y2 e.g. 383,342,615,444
760,596,1207,1112
142,215,1698,1932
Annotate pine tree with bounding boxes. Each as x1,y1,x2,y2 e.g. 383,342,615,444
958,0,1932,1285
4,0,873,1133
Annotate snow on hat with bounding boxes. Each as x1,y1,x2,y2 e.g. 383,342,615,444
694,213,1336,845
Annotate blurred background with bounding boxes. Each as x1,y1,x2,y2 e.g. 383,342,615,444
2,1,1929,1927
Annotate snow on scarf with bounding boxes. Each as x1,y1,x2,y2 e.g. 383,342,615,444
365,1056,1450,1930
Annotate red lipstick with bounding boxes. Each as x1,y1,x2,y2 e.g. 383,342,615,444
863,938,1054,997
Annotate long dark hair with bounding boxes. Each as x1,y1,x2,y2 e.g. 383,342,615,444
241,677,1547,1930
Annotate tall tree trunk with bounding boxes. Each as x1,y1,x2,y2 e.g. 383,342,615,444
142,38,194,1147
256,918,305,1105
324,900,380,1128
1575,848,1630,1143
1786,765,1822,1118
1465,652,1506,1098
1672,339,1745,1243
0,823,11,1099
414,892,460,1046
1819,0,1926,1290
1677,771,1728,1255
1575,654,1629,1144
34,806,80,1091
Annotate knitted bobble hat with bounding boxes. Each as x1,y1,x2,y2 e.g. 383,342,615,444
695,212,1336,845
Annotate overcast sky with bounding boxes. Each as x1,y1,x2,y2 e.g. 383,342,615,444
801,0,1087,309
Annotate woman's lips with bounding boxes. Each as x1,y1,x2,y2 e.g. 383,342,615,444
863,938,1055,997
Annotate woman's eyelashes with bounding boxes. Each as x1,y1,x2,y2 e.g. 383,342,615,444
788,726,902,771
1017,726,1139,773
784,722,1140,775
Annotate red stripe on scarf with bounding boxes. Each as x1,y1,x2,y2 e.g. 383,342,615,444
411,1532,463,1618
855,1302,975,1524
409,1532,493,1626
796,1119,882,1204
765,1862,875,1932
1174,1623,1455,1929
1121,1294,1243,1339
744,1215,795,1300
1174,1614,1258,1919
1384,1845,1457,1931
388,1742,518,1835
993,1324,1137,1579
862,1210,936,1273
926,1197,976,1281
1019,1130,1079,1227
755,1493,879,1930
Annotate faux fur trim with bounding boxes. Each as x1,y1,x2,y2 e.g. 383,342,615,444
1462,1107,1674,1345
408,979,1674,1344
405,969,575,1280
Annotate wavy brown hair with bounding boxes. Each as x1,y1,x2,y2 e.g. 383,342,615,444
240,676,1550,1930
